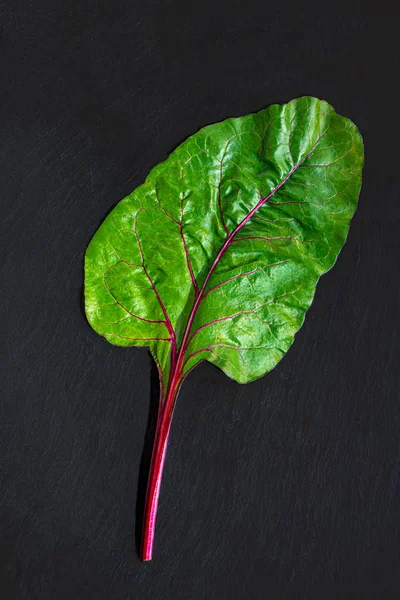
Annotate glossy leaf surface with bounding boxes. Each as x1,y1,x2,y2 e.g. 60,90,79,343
86,97,363,384
84,96,363,559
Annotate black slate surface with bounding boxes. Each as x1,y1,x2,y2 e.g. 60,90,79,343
1,2,399,599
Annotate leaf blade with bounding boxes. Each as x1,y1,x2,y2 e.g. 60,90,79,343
85,96,363,386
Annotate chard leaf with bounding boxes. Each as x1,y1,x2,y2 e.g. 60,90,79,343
84,96,363,560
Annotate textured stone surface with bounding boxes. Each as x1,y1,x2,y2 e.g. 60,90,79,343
0,2,398,598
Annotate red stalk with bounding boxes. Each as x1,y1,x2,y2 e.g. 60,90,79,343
140,363,183,561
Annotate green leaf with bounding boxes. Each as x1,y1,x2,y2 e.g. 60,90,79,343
84,96,363,559
86,96,363,384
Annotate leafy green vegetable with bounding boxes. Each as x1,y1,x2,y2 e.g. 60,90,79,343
85,96,363,560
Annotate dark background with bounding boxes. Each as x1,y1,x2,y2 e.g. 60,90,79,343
1,1,399,598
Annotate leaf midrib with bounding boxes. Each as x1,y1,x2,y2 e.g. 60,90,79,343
171,126,330,382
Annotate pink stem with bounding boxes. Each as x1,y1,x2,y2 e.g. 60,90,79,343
140,367,182,561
